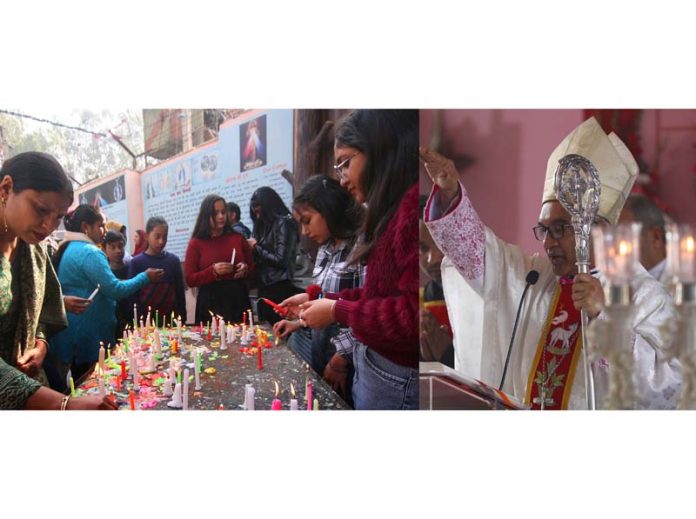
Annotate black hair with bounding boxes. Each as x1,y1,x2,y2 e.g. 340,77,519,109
334,109,418,264
249,186,292,239
53,204,104,269
623,194,666,241
0,151,73,200
226,202,241,223
191,194,233,239
293,175,363,241
146,216,168,234
103,230,126,246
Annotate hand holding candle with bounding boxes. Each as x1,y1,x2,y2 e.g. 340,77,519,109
260,298,288,317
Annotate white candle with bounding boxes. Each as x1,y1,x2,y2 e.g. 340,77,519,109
154,330,162,354
147,352,155,372
194,348,202,390
244,384,255,410
220,319,227,350
168,382,183,408
183,368,190,411
231,248,236,265
290,399,298,411
249,309,253,328
163,372,174,397
212,317,217,335
133,304,138,325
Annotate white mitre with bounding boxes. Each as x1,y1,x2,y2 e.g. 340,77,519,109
542,117,639,225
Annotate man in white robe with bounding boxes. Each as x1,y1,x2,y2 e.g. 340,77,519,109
422,117,680,410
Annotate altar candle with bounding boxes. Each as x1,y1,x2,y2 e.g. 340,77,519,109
313,399,319,411
194,349,202,390
290,383,298,411
183,368,190,411
257,342,264,370
271,381,282,410
129,389,135,410
306,380,312,411
98,342,105,373
69,376,75,397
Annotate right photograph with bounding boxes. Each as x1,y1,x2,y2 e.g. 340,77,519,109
419,109,696,410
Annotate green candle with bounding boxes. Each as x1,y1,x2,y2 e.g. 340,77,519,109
69,377,75,397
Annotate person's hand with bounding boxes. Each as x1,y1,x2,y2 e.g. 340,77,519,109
419,146,460,209
298,298,336,329
146,268,165,282
16,340,48,377
67,395,119,410
420,309,452,362
64,295,91,314
279,293,309,319
572,273,604,319
273,319,301,338
213,262,235,277
323,353,349,398
247,238,257,249
232,262,248,279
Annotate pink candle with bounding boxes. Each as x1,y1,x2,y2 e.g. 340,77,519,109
271,381,282,410
306,380,313,411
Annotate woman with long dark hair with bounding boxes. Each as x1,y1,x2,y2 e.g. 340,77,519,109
248,186,302,325
185,194,253,325
284,110,419,410
49,205,163,389
0,152,116,409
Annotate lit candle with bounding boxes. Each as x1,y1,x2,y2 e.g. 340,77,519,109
98,342,105,373
682,234,696,281
248,309,253,328
183,368,190,411
163,371,174,397
155,309,159,329
242,312,247,326
306,380,312,411
146,306,152,328
106,344,111,361
69,376,75,397
271,381,282,410
194,348,202,390
133,304,138,329
290,383,298,411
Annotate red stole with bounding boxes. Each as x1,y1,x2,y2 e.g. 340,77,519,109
525,277,583,410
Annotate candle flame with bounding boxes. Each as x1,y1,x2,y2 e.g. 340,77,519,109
290,383,295,397
618,240,631,256
685,236,695,254
274,380,279,398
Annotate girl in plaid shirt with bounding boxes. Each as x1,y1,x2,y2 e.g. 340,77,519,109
273,176,364,403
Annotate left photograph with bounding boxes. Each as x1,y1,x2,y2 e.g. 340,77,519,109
0,108,419,411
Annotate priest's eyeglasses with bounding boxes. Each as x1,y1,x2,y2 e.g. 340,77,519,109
333,153,358,180
532,223,575,241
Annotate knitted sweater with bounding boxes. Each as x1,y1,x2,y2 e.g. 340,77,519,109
331,183,419,368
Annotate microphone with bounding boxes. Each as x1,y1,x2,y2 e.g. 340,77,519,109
498,270,540,391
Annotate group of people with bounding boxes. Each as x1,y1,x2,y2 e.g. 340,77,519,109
0,109,420,411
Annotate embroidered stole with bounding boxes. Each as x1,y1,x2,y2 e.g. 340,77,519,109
525,278,583,410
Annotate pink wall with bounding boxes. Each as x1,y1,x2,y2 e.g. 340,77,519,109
420,109,696,255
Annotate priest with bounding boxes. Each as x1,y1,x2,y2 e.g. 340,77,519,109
422,117,681,410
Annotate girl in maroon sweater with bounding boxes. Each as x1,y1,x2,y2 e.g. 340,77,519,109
286,110,419,410
185,195,254,325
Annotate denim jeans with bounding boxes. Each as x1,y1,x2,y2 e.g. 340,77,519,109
352,342,418,410
289,325,338,374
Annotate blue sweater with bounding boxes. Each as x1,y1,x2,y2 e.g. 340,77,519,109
50,240,149,364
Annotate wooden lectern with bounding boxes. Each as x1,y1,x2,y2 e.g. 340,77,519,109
420,362,528,410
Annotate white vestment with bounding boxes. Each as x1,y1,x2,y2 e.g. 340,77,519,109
426,184,681,410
